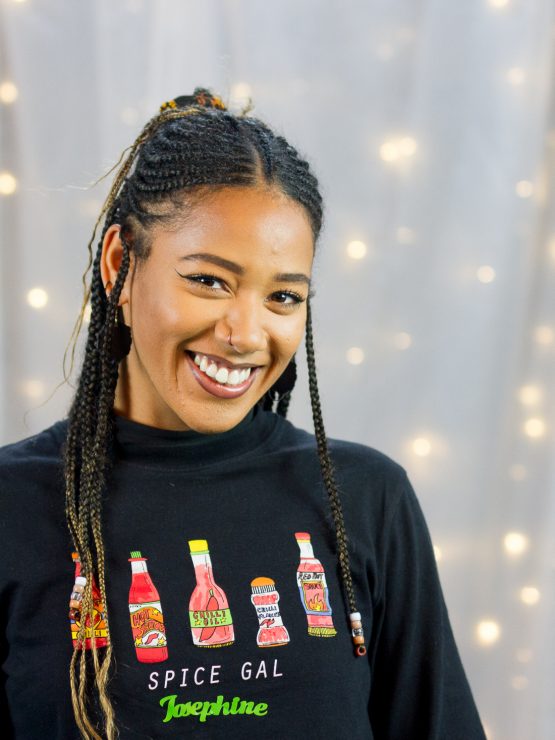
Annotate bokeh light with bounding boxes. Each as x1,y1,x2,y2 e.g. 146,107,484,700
346,240,367,259
476,620,501,646
346,347,365,365
26,287,49,309
503,532,528,557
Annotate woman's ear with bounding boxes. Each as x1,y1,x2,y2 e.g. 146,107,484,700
100,224,133,304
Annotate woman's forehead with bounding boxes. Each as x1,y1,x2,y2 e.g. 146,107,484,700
148,186,315,264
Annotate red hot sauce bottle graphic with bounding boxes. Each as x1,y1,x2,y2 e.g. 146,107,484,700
69,552,109,649
250,577,290,647
295,532,337,637
128,551,168,663
188,539,234,647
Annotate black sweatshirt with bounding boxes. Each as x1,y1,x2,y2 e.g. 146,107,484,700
0,403,486,739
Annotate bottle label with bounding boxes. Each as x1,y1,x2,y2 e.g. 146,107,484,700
297,571,332,614
70,592,109,647
189,608,233,628
129,601,167,648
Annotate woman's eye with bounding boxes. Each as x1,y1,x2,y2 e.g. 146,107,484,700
178,272,226,292
271,291,305,306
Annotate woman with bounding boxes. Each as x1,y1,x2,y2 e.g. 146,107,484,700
0,88,486,739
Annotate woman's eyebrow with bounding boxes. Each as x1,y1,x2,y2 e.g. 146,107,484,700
179,252,311,285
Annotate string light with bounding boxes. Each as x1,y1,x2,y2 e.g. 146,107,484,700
380,141,401,162
346,347,364,365
412,437,431,457
523,417,546,438
20,380,45,399
477,266,496,283
533,325,554,345
476,620,501,646
346,240,367,259
507,68,526,86
0,171,17,195
379,136,418,163
231,82,252,101
26,287,49,309
503,531,528,557
0,81,18,104
515,180,533,197
398,137,417,156
519,587,540,605
508,464,526,481
393,332,412,350
517,385,541,405
515,648,532,663
511,675,528,691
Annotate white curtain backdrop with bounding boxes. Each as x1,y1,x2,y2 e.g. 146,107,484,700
1,1,554,738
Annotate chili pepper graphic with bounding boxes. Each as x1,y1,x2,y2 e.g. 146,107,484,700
199,589,218,642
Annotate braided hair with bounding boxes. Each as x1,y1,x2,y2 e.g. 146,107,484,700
62,87,364,739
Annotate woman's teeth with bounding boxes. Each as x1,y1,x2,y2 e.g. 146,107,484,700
193,353,252,387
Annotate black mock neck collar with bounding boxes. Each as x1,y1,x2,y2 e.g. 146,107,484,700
111,402,281,469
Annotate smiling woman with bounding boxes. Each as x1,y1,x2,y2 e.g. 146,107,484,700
0,88,487,740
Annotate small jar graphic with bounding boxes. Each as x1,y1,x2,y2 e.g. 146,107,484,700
295,532,337,637
188,539,234,647
250,577,290,647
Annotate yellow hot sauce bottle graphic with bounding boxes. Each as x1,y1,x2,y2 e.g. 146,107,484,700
188,539,234,647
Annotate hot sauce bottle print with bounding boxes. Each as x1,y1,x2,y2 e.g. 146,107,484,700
188,539,234,647
69,552,109,650
250,577,290,647
295,532,337,637
128,551,168,663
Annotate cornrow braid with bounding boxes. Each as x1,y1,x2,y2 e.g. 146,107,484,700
61,86,363,739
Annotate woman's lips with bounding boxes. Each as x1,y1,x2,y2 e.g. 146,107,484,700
184,351,260,399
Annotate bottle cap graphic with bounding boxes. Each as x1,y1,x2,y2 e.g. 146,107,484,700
189,539,209,553
129,550,145,561
251,576,275,593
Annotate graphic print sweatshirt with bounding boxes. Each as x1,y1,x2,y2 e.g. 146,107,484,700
0,403,486,739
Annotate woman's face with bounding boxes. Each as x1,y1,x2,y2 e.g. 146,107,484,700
100,186,315,432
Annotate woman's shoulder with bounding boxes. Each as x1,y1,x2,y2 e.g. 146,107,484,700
276,414,408,485
0,418,69,471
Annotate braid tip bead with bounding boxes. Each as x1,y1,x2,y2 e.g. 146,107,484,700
349,611,366,657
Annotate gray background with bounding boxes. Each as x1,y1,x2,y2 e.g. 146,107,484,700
1,1,554,738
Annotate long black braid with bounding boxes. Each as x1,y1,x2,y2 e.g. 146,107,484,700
61,87,364,739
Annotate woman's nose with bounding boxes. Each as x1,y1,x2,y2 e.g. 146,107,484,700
215,297,267,355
